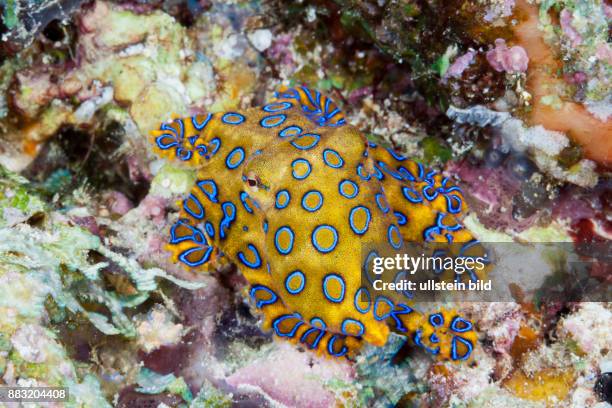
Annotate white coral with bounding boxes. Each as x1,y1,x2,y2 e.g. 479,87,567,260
135,305,184,353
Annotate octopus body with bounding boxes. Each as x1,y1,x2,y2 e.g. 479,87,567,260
150,86,484,361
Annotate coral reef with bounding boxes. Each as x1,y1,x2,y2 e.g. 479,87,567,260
0,0,609,406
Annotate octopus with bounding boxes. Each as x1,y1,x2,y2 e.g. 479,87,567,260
150,86,486,361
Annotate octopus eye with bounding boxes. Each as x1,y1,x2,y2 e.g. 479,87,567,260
245,171,260,190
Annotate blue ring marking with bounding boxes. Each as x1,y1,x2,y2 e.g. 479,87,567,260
188,135,198,146
388,303,414,333
327,335,348,357
422,183,439,201
402,186,423,203
397,166,416,181
225,147,245,169
301,190,323,212
394,271,414,299
274,88,299,99
160,119,183,138
204,137,221,160
387,224,403,249
176,147,193,162
324,98,332,115
300,86,320,112
430,249,448,276
266,262,271,274
192,112,213,130
357,164,371,180
436,212,462,232
183,193,205,220
451,316,473,333
354,287,371,313
386,147,407,161
237,244,262,269
285,270,306,294
274,226,295,255
417,163,425,179
196,144,208,156
300,317,326,349
290,133,320,150
262,220,268,233
430,333,440,344
278,125,302,138
423,225,440,242
250,285,278,308
310,317,326,329
445,194,463,214
263,101,293,112
221,112,245,125
273,313,304,338
349,206,371,235
219,202,237,239
275,190,291,209
375,193,390,213
377,161,404,181
291,158,312,180
179,246,213,267
363,250,380,286
204,221,215,238
322,273,345,303
394,211,407,226
429,313,444,327
451,336,474,361
368,142,377,148
197,180,219,203
413,330,440,355
209,138,221,154
371,165,384,180
169,219,207,245
374,296,394,321
338,179,359,199
156,133,178,150
341,319,365,337
312,225,339,253
239,191,254,214
322,149,344,168
260,114,287,128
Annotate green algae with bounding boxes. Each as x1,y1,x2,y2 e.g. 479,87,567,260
190,380,233,408
0,165,203,405
136,368,193,403
354,333,423,407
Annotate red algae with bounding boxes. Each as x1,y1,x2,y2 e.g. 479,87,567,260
514,0,612,166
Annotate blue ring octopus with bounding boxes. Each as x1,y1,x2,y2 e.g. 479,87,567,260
150,85,488,361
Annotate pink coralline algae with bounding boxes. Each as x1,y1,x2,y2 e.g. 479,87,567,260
106,191,134,216
226,344,355,408
266,34,295,66
444,50,476,79
560,9,582,47
595,43,612,65
486,39,529,73
483,0,515,22
138,195,168,224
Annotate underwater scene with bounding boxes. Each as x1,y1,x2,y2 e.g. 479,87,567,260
0,0,610,406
